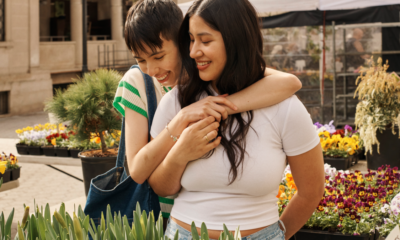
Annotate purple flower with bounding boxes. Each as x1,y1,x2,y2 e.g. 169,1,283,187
344,125,353,131
314,122,323,129
324,120,336,134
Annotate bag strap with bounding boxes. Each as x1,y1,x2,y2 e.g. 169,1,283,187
115,65,157,168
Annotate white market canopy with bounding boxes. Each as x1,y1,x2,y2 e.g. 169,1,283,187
178,0,400,15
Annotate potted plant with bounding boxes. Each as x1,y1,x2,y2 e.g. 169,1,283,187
279,164,399,239
67,130,83,158
45,69,122,195
2,153,21,181
354,58,400,170
315,121,361,170
15,128,29,155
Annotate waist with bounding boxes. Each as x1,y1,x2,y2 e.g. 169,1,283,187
171,217,270,239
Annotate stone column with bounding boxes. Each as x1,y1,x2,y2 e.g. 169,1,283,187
29,0,40,69
71,0,83,67
111,0,123,42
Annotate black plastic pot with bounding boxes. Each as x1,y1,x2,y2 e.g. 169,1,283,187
10,167,21,181
79,151,117,196
366,128,400,170
41,146,56,156
55,147,70,157
69,149,81,158
324,156,353,170
0,169,11,183
294,228,375,240
16,144,29,155
26,146,43,155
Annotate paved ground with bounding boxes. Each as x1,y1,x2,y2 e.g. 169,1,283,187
0,112,86,238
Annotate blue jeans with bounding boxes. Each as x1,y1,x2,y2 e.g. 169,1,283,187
165,218,286,240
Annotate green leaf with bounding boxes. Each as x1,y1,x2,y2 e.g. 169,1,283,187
134,211,144,240
201,223,209,240
37,213,46,240
145,212,154,240
59,204,66,222
101,212,106,232
233,226,241,240
29,215,39,240
136,203,141,219
45,219,57,240
78,206,85,221
82,216,90,233
191,222,199,240
157,213,163,238
44,204,51,224
4,208,14,240
173,229,179,240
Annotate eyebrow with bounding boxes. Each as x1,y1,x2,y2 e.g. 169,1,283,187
188,31,212,37
134,50,165,59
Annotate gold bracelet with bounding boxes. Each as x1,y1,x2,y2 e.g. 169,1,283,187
165,122,180,142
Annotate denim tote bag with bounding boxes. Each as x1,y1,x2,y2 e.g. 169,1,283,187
84,65,161,224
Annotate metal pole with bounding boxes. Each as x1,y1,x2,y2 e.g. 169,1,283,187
82,0,88,73
113,44,115,69
97,45,100,68
343,27,347,122
332,21,337,123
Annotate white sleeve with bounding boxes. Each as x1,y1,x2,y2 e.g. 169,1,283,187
276,96,320,157
150,88,181,138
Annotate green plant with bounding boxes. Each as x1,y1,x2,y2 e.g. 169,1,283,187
45,69,122,154
0,202,242,240
354,58,400,154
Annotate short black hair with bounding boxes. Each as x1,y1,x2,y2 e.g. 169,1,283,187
125,0,183,55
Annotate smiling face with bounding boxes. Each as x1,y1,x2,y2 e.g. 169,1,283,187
189,15,226,85
132,36,181,88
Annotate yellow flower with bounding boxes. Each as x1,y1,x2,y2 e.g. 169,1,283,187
51,138,56,146
15,129,23,134
0,161,7,174
318,131,330,139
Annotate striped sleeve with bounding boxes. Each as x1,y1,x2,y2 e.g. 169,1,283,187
113,68,148,118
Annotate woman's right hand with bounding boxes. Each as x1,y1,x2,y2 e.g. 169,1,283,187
179,95,237,124
172,116,221,164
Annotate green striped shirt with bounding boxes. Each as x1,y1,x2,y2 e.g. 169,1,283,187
113,68,175,218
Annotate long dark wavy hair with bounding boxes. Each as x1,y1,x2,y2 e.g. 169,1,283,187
177,0,266,184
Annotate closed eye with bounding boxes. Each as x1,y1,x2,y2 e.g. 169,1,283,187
155,55,165,60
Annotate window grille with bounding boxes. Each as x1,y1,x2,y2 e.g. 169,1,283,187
0,0,4,41
0,91,9,115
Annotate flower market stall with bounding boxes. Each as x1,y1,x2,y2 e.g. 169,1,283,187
279,164,400,239
0,153,21,184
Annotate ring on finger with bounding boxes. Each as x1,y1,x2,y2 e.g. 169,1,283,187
204,134,210,142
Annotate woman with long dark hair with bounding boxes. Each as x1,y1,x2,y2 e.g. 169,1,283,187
149,0,325,239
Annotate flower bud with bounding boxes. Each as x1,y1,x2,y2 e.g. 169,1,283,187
21,206,29,228
54,211,67,229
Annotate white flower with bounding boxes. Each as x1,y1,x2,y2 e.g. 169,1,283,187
381,204,390,213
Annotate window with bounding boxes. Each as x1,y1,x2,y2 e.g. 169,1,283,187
0,91,9,115
0,0,4,41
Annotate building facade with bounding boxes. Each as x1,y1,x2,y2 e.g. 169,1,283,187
0,0,190,116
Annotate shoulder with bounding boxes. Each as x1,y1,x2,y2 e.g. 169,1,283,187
158,87,181,112
120,68,145,90
257,95,299,121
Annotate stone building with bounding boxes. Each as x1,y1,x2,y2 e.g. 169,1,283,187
0,0,190,116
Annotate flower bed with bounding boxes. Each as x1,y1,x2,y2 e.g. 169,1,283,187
315,121,361,169
278,164,400,237
15,123,121,158
0,153,20,183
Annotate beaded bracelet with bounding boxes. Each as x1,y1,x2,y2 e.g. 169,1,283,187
165,122,180,142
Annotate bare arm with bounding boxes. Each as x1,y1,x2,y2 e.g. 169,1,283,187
225,68,302,114
279,144,325,240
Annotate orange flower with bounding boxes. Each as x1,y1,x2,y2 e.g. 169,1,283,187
287,180,297,191
286,173,294,182
276,185,285,198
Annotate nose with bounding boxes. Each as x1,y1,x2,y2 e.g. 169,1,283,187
147,62,159,77
190,40,203,59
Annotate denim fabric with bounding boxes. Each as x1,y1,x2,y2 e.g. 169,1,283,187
84,65,160,225
165,219,286,240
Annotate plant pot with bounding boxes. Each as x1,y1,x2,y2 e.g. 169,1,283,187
10,167,21,181
55,147,70,157
41,146,56,156
294,228,375,240
16,144,29,155
366,128,400,170
79,150,117,196
324,156,354,170
26,146,43,155
0,169,11,183
69,149,81,158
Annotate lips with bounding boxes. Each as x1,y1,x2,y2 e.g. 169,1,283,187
155,72,170,84
196,61,211,71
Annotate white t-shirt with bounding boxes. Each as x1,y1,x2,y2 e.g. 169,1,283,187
150,88,320,230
